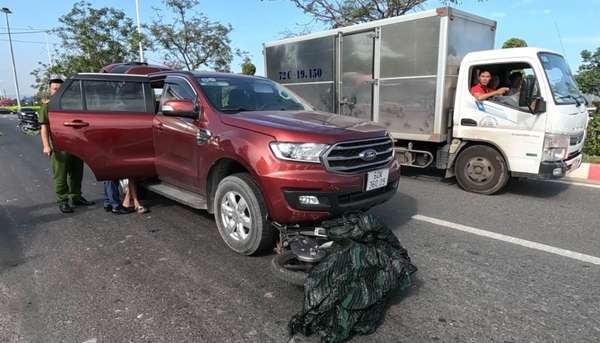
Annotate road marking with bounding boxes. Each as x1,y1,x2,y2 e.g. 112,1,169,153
546,179,600,189
412,214,600,265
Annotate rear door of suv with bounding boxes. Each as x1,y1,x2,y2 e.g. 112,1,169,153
48,74,156,180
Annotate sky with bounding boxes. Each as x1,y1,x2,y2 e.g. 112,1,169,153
0,0,598,97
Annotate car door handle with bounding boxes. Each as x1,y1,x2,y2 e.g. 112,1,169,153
155,122,163,131
63,120,89,128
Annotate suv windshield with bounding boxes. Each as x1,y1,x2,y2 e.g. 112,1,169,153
539,52,583,105
196,76,313,113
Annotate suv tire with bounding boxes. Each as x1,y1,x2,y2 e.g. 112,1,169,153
214,173,274,255
455,145,509,195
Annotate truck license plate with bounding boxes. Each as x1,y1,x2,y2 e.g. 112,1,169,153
366,169,389,191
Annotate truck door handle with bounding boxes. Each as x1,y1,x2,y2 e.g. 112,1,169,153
460,119,477,127
63,120,89,128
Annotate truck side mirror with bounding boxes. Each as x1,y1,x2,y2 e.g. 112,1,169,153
529,97,546,114
519,76,536,107
162,99,199,119
519,75,545,114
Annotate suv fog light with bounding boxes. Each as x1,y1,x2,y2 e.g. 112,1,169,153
553,168,563,177
299,195,320,205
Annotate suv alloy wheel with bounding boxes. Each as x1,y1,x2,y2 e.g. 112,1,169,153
214,173,274,255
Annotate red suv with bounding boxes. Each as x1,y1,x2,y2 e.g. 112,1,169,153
48,70,400,255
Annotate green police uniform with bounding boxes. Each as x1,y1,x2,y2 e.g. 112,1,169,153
38,104,84,204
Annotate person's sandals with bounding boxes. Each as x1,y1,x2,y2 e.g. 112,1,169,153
135,206,149,214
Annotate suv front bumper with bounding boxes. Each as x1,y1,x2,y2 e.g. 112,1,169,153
260,159,401,224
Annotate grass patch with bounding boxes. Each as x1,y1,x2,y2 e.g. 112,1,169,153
0,105,41,112
584,154,600,164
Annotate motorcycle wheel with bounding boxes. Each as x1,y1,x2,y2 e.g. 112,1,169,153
270,251,311,287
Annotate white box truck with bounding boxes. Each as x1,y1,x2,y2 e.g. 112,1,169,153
263,7,588,194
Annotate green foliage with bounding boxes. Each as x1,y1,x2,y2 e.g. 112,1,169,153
575,48,600,96
502,37,528,49
288,0,483,28
149,0,234,71
584,154,600,163
585,114,600,157
576,47,600,157
0,105,41,112
30,1,146,97
241,57,256,75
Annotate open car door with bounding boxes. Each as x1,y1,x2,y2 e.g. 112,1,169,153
47,74,157,181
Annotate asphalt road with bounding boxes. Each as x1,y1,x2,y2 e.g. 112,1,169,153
1,114,599,343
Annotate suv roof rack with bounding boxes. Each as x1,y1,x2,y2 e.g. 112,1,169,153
100,62,172,75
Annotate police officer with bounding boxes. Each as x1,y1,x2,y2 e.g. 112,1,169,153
38,78,95,213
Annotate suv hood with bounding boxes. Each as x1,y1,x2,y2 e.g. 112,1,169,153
220,110,388,144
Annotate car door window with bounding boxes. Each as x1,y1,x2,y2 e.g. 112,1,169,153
59,80,83,111
151,80,165,113
160,78,196,111
83,80,146,112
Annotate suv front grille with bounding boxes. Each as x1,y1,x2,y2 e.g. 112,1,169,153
323,137,394,174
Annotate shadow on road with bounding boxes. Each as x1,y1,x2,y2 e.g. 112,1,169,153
0,199,103,273
401,166,572,198
372,191,418,234
0,205,24,273
503,178,570,198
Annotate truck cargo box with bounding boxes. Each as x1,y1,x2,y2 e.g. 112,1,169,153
264,7,496,143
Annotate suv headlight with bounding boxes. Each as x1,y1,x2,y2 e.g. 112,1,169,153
269,142,330,163
542,133,569,161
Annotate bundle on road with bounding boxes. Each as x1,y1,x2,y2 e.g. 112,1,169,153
289,212,417,343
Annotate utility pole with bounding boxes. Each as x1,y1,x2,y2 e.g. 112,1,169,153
135,0,144,63
2,7,21,110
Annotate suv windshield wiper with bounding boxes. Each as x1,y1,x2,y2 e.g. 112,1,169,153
220,107,254,113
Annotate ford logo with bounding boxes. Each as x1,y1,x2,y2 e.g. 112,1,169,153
359,149,377,161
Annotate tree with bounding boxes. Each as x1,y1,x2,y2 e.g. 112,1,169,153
502,37,528,49
241,57,256,75
575,47,600,96
30,1,146,96
149,0,235,72
287,0,481,28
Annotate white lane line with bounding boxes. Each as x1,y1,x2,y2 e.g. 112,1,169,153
545,179,600,189
412,214,600,265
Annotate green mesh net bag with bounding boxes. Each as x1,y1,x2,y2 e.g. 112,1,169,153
289,212,417,343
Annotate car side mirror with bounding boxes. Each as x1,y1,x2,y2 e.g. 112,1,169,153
162,99,199,119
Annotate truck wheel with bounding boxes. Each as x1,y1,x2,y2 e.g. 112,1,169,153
214,173,274,255
455,145,509,195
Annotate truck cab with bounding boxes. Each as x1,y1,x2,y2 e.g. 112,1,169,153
47,70,400,255
451,48,587,192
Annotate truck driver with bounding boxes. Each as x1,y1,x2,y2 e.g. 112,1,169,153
471,70,509,101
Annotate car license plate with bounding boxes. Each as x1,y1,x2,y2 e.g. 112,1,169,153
366,169,389,191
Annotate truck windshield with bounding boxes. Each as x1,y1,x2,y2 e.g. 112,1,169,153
196,76,313,113
538,52,583,105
